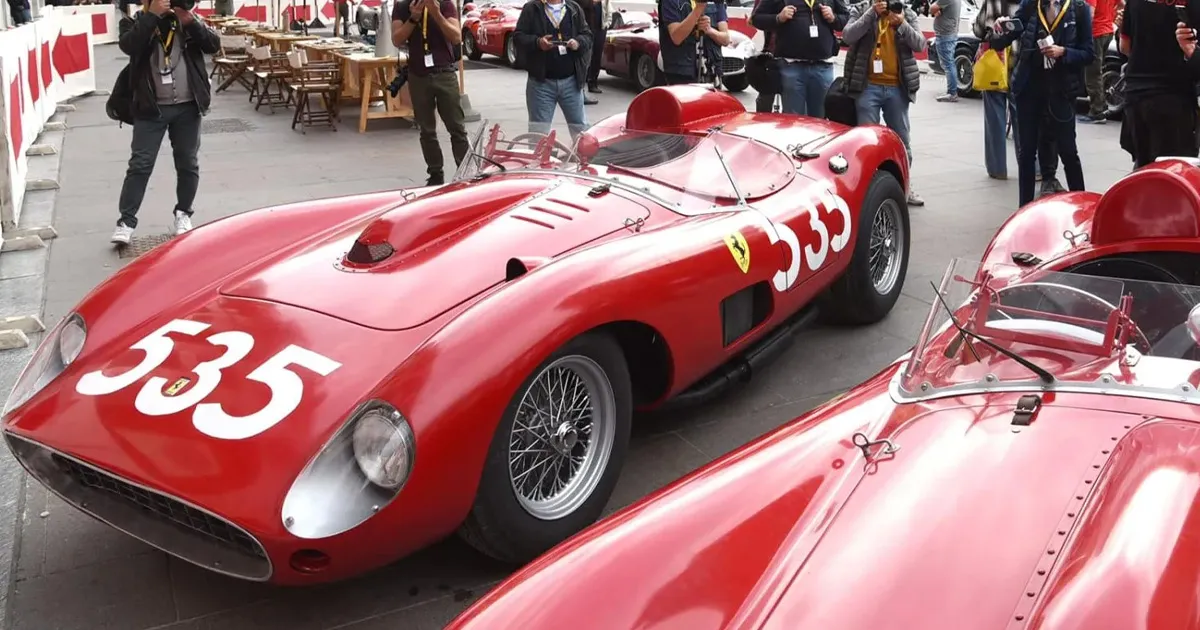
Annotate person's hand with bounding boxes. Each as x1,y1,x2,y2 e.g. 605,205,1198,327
887,11,903,26
993,16,1010,32
930,2,940,16
1114,8,1123,28
172,6,194,23
410,0,425,12
698,14,711,30
777,4,795,21
1179,21,1197,58
820,4,834,21
873,0,887,16
1041,43,1065,58
566,37,579,50
538,34,553,50
148,0,169,16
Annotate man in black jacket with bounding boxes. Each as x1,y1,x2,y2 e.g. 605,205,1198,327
751,0,848,116
513,0,593,139
112,0,220,246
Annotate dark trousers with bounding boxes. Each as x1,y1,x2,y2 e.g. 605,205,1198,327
1014,85,1083,206
755,90,776,112
1009,96,1059,180
1084,33,1113,118
664,72,694,85
117,102,201,229
408,70,470,180
588,26,605,86
1123,92,1199,168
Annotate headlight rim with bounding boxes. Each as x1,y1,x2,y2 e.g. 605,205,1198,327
2,313,87,418
351,405,416,490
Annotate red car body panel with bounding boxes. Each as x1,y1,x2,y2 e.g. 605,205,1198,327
462,0,522,60
1,86,909,585
447,160,1200,629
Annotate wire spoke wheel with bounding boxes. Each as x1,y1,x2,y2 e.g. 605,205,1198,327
869,198,905,296
507,355,616,521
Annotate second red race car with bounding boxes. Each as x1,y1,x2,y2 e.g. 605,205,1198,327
1,85,911,585
447,158,1200,630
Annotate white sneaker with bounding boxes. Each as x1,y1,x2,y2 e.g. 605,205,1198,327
173,210,193,235
111,223,134,245
907,189,925,206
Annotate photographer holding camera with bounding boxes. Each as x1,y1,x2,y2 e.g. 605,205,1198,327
111,0,219,246
513,0,593,138
751,0,848,116
1121,0,1200,167
659,0,731,84
842,0,926,205
990,0,1092,207
392,0,469,186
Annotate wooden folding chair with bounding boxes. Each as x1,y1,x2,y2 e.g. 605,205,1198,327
212,35,254,93
248,46,292,112
285,49,341,132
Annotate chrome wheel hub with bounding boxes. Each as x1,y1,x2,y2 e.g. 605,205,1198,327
869,198,905,296
549,422,579,455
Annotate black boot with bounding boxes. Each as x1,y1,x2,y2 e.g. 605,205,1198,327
587,82,602,94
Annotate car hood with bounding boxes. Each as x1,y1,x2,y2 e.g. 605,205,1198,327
450,386,1192,630
3,296,417,534
219,176,655,331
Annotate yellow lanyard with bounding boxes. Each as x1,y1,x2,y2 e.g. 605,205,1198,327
1036,0,1067,37
421,7,429,53
158,26,175,67
545,1,565,39
804,0,814,10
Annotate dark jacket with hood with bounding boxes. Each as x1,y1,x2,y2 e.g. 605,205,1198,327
841,2,925,101
513,0,593,87
118,9,221,120
988,0,1093,99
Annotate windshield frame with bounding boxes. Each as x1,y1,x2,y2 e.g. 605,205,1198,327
891,258,1200,406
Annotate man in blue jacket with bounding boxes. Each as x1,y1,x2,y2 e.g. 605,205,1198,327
658,0,731,84
990,0,1093,206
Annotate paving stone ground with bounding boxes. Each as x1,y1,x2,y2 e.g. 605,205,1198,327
0,37,1140,630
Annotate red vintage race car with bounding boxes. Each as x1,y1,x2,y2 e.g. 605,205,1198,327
446,158,1200,629
600,11,758,92
0,86,911,585
461,0,523,65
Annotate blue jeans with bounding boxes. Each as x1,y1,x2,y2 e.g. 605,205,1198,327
856,82,912,165
526,76,587,138
778,61,834,117
983,90,1008,177
935,36,957,96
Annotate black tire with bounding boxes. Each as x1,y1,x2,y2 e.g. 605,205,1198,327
723,73,749,92
954,46,978,98
463,29,482,60
458,332,633,563
822,170,910,325
632,53,658,92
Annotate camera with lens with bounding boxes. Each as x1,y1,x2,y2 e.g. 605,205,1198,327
887,1,905,13
170,0,196,10
387,66,409,98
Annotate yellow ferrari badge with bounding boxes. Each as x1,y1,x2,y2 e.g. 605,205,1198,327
724,231,750,273
164,377,190,397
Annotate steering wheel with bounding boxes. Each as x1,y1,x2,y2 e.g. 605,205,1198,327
992,281,1152,352
508,133,574,163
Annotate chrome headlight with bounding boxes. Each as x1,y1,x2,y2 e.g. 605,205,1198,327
2,314,87,418
281,400,416,539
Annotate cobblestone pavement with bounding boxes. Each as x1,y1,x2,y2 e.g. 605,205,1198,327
0,39,1139,630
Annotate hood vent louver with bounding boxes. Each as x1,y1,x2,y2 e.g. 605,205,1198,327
344,239,395,266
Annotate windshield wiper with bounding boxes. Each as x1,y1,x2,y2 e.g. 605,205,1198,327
930,281,1056,385
711,143,746,206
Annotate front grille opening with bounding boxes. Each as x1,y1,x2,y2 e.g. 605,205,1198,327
51,454,266,560
345,240,395,265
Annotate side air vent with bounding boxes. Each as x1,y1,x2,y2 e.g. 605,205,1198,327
345,240,395,266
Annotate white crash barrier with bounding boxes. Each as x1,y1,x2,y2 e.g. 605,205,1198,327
0,7,96,231
190,0,381,29
60,4,121,45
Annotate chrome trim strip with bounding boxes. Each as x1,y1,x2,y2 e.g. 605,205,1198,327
4,432,274,582
887,368,1200,406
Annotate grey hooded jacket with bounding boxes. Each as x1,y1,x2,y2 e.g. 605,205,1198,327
841,2,926,101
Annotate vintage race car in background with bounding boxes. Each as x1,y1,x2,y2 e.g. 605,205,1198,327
0,85,911,585
461,0,523,66
601,12,758,92
447,157,1200,629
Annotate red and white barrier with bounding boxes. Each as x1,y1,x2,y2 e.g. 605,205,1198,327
0,7,96,230
60,4,121,45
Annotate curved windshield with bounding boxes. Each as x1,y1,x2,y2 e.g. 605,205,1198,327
450,120,798,212
898,258,1200,403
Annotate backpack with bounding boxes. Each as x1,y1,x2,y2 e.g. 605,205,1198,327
105,63,135,127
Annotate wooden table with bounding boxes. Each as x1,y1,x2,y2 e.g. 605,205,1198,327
257,32,321,53
295,39,372,99
332,52,415,133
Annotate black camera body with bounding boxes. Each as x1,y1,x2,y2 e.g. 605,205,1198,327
170,0,196,10
888,1,905,13
387,66,409,98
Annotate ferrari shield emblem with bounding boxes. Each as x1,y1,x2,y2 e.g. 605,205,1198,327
724,231,750,273
163,377,190,397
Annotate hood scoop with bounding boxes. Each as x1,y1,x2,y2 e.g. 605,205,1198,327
222,177,654,330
